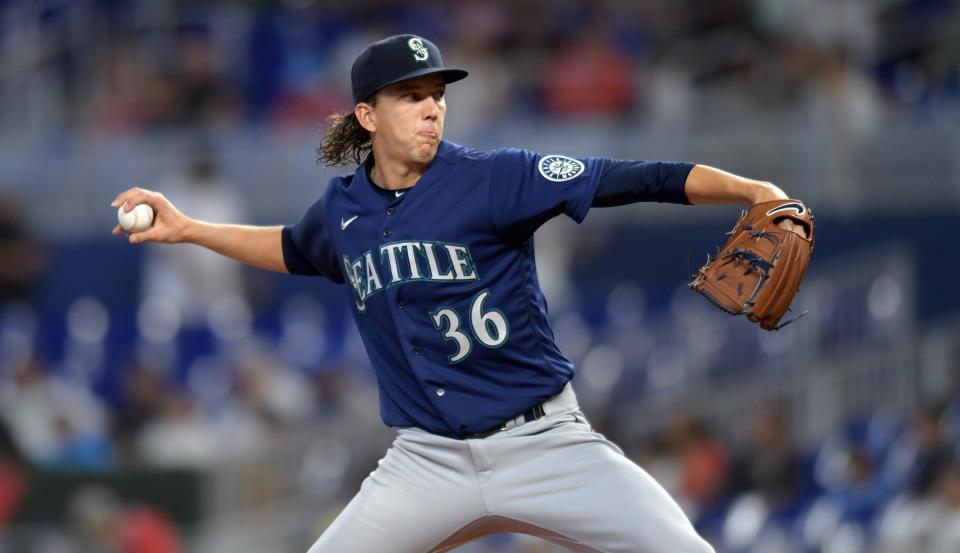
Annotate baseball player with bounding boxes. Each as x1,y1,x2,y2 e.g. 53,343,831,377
113,35,806,553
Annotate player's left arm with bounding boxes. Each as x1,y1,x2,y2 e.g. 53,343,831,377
684,164,785,205
683,164,806,237
593,160,805,238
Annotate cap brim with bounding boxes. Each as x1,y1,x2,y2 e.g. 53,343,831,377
361,68,469,101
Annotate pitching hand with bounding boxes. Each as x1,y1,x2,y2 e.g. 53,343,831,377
111,188,191,244
751,190,809,240
775,218,808,239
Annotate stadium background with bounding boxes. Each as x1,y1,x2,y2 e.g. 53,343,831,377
0,0,958,552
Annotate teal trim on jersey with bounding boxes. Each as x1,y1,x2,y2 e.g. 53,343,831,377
415,240,481,281
342,254,369,313
373,240,480,291
445,243,480,281
395,241,428,283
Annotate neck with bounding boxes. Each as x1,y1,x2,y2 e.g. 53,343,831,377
369,151,429,190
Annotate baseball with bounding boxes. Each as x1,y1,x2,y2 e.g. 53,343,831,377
117,203,154,232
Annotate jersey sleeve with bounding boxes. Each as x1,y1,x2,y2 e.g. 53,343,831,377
592,159,694,207
281,197,344,283
489,148,606,239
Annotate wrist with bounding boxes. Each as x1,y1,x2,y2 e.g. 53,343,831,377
181,218,204,244
750,182,788,204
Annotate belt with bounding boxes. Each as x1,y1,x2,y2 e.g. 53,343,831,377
467,382,578,439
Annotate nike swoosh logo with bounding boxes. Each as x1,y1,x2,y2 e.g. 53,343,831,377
340,215,359,230
395,190,405,197
766,202,806,217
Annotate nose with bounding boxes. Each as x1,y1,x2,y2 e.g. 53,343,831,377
422,96,440,120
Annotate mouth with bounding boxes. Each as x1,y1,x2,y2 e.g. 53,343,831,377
416,130,439,140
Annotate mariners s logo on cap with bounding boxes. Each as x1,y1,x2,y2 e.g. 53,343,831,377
350,34,468,103
408,37,429,62
538,155,585,182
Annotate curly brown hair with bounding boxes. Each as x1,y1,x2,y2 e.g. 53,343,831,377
317,97,377,167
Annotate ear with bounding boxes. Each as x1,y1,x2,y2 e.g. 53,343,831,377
355,103,376,133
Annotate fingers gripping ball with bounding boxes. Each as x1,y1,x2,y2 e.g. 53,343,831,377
117,204,154,232
689,198,814,331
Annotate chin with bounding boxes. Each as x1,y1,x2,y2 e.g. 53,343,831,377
412,142,439,163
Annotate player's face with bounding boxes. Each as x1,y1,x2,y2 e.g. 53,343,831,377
364,74,447,165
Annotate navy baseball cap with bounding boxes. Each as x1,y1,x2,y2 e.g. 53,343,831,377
351,34,468,104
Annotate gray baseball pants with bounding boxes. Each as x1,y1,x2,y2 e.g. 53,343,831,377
307,384,714,553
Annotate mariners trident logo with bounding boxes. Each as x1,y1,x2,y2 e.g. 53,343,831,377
408,37,429,62
538,155,585,182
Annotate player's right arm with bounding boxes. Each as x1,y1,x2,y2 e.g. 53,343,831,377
111,187,288,273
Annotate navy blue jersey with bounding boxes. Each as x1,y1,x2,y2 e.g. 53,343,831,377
284,140,674,437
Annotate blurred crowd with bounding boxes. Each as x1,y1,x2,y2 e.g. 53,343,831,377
630,399,960,553
1,0,959,139
1,336,959,552
0,151,363,474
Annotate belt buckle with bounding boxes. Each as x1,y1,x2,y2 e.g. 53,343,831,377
525,404,546,422
473,401,548,439
500,413,522,432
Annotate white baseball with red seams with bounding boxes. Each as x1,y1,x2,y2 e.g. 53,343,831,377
117,204,154,232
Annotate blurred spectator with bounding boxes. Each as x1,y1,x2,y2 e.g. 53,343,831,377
68,485,185,553
112,363,168,466
0,418,26,528
442,3,512,132
723,404,803,515
875,0,960,117
634,431,682,500
245,4,287,124
233,347,316,425
873,405,957,553
927,460,960,553
877,455,960,553
169,29,236,128
941,374,960,455
93,38,151,132
538,32,635,117
47,413,114,470
142,143,248,328
135,392,220,469
832,445,886,525
883,403,956,500
0,195,43,304
804,49,886,134
667,416,730,518
204,348,318,461
0,356,112,469
906,404,954,497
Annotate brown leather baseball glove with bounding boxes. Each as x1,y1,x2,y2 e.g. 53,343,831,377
689,199,815,331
